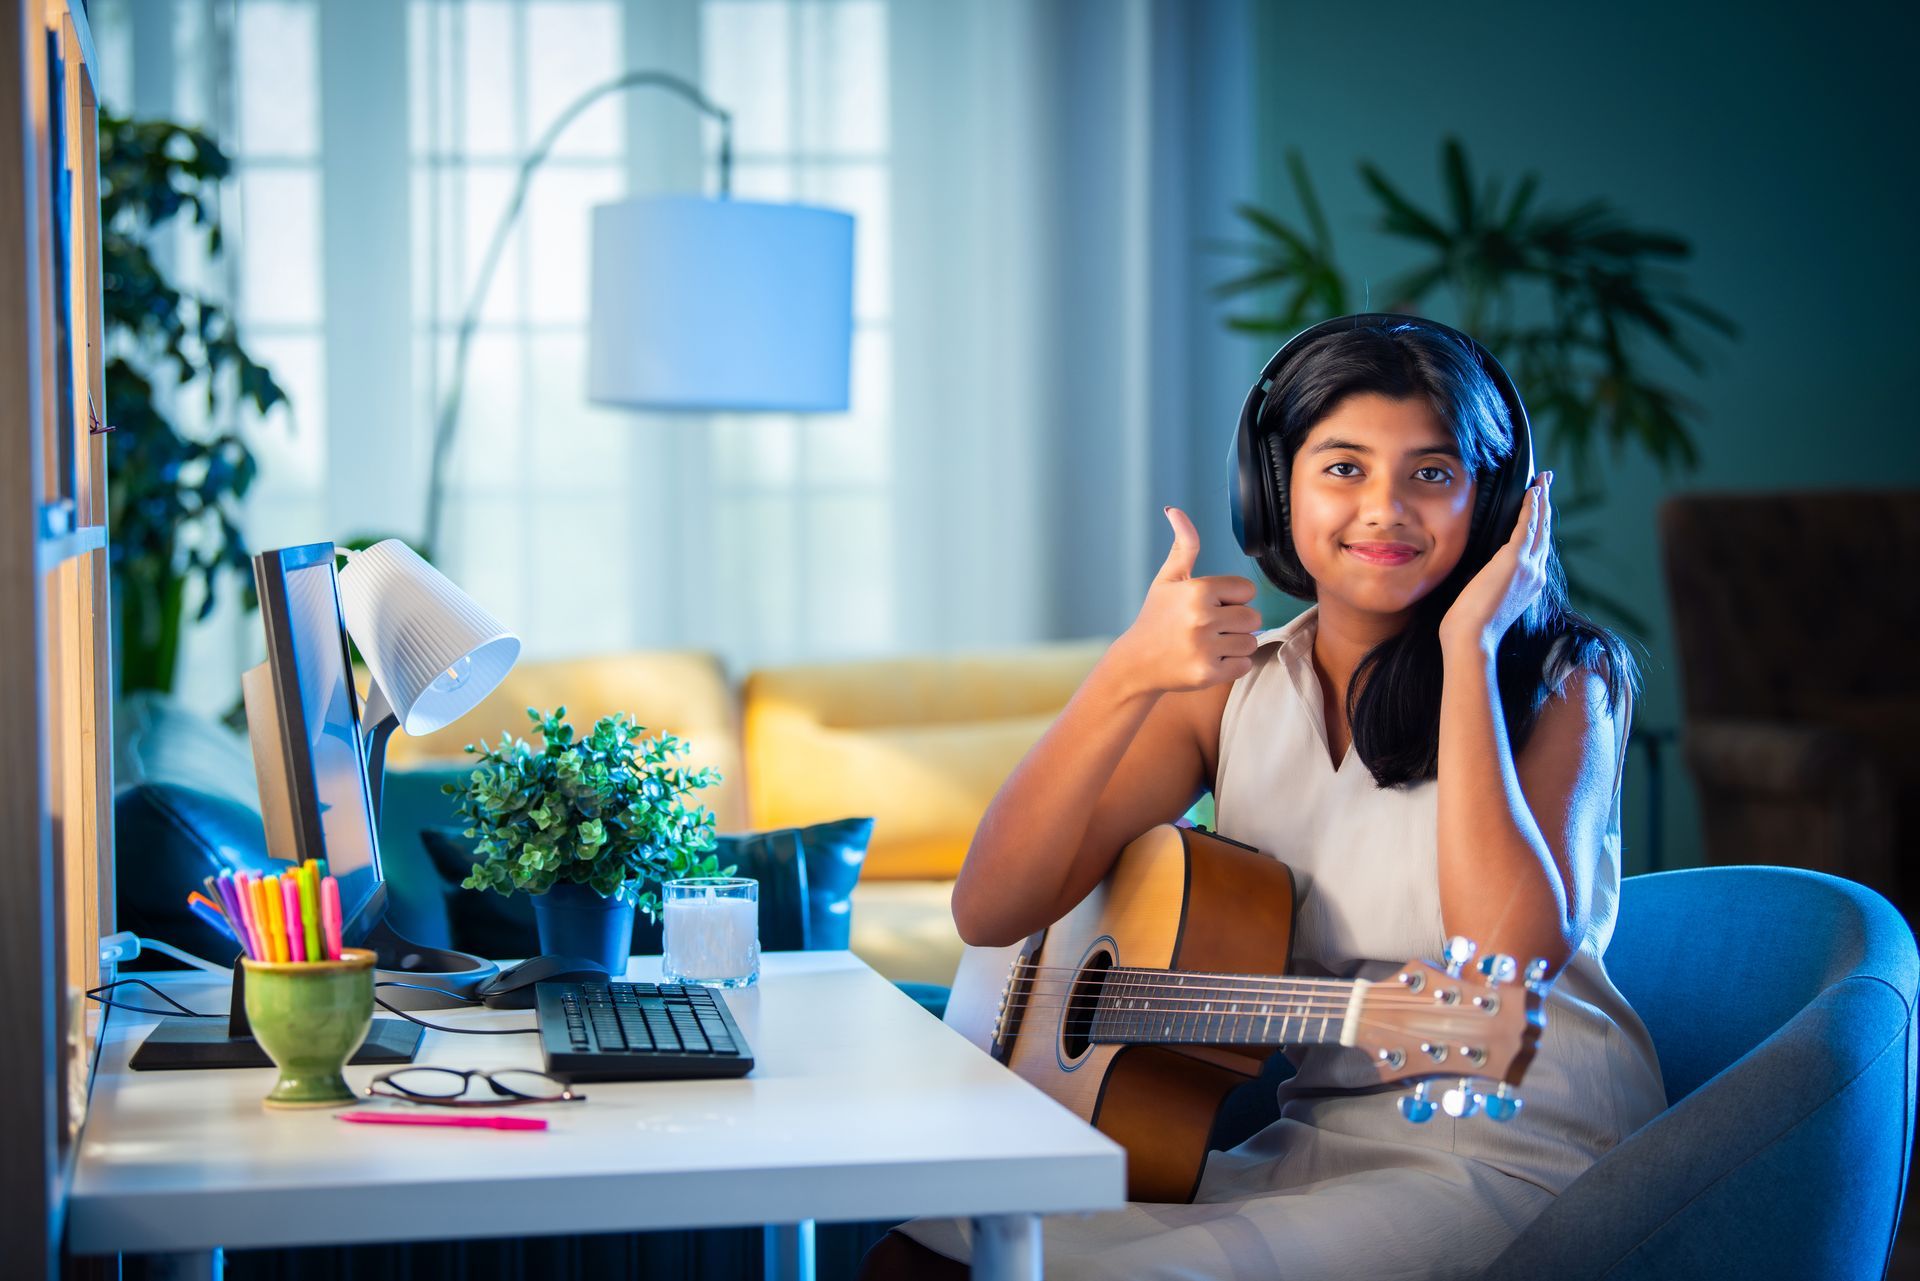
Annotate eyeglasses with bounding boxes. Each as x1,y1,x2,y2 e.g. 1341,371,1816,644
365,1067,585,1107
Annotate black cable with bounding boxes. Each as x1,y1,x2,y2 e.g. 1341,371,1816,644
86,978,222,1018
83,977,537,1037
374,991,538,1037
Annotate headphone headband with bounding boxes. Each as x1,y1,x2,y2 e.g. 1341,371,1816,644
1228,312,1534,601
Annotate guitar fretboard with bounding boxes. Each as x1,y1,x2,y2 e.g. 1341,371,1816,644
1085,968,1364,1048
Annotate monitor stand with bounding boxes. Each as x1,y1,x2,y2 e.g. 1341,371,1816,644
129,957,424,1072
363,915,501,1010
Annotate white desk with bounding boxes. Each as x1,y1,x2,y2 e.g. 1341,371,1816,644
68,951,1125,1280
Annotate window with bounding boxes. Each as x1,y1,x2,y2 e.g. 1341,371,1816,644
96,0,897,703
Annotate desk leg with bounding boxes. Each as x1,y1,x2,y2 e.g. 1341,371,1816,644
763,1219,816,1281
970,1214,1041,1281
146,1249,223,1280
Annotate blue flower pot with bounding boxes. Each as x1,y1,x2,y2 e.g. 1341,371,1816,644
529,880,634,975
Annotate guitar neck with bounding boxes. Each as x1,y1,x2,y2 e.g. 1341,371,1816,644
1086,967,1369,1049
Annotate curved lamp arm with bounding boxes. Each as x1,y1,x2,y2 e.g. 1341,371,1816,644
422,70,733,556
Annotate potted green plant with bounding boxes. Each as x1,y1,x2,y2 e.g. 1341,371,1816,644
445,707,730,974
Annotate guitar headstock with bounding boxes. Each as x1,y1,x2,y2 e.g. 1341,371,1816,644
1353,937,1551,1124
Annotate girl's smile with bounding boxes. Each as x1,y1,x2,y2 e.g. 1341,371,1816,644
1344,541,1422,566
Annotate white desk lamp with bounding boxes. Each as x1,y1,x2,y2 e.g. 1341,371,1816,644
336,538,521,824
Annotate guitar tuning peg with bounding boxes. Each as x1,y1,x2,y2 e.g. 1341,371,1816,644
1484,1083,1523,1122
1442,936,1478,978
1475,953,1518,986
1398,1081,1435,1124
1440,1077,1481,1119
1523,956,1552,994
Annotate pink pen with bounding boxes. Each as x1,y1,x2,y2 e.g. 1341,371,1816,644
235,871,265,960
320,876,343,961
337,1111,547,1132
281,873,306,962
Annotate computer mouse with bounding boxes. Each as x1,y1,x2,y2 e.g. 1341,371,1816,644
477,955,613,1009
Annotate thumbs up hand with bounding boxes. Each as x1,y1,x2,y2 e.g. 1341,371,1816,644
1107,507,1264,696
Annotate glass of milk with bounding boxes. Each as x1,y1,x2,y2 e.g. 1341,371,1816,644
661,877,760,988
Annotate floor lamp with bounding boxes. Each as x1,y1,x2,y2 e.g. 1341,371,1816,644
420,70,856,558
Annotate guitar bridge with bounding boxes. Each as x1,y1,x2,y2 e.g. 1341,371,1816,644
988,928,1048,1064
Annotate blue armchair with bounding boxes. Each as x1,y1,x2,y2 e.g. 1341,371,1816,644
1484,865,1918,1280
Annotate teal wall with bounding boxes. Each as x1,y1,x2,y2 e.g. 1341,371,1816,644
1247,2,1920,873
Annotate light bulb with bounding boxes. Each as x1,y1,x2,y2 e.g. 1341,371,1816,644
429,653,474,694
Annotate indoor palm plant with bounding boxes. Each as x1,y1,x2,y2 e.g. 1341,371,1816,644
1212,137,1738,630
447,707,731,971
101,110,286,695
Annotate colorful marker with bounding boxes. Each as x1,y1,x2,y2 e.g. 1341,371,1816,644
299,861,322,963
251,874,276,961
224,872,261,960
265,874,290,963
320,875,343,961
281,873,306,963
236,871,264,961
188,896,238,944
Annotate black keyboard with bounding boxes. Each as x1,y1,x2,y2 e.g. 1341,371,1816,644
536,980,755,1082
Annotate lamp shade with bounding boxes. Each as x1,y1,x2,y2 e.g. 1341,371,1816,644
587,194,854,412
336,539,520,737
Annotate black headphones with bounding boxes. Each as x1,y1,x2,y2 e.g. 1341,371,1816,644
1228,312,1535,600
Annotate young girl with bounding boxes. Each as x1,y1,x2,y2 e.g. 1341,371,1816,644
859,318,1667,1280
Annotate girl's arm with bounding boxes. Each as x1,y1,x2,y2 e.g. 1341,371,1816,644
951,508,1260,948
1435,642,1620,980
1434,468,1618,980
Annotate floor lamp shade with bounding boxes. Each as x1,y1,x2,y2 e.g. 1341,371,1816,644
587,195,854,412
336,540,521,737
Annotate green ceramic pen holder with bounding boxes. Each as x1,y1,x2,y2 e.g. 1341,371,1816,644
242,947,377,1110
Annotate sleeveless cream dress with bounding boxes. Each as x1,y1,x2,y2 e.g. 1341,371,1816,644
899,605,1667,1279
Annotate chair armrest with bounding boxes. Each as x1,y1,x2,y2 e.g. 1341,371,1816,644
1482,975,1915,1281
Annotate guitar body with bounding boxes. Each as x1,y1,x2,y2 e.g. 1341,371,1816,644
948,825,1298,1202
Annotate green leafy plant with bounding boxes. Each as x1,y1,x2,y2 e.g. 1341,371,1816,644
1212,138,1738,631
101,109,287,694
446,707,731,922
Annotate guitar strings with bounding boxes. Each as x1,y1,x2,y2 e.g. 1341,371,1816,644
988,995,1503,1037
1002,972,1442,1002
983,1008,1492,1046
994,994,1482,1030
1006,960,1520,991
998,962,1525,1006
996,974,1459,1009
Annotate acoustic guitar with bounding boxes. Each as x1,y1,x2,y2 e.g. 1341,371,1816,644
945,823,1549,1202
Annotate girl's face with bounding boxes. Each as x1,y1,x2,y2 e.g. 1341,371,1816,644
1287,392,1476,618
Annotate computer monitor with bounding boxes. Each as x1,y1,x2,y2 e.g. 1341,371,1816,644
243,541,386,944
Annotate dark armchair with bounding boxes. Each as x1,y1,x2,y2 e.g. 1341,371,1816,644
1658,490,1920,921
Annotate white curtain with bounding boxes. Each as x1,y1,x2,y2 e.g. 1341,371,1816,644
886,0,1262,652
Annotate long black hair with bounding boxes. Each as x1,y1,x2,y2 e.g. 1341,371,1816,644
1257,321,1640,789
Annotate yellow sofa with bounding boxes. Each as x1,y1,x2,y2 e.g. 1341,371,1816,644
381,638,1110,985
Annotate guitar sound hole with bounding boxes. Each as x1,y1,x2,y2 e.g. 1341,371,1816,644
1059,950,1115,1061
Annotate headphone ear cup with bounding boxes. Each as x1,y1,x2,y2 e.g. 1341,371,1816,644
1267,434,1290,550
1461,444,1530,579
1261,435,1315,599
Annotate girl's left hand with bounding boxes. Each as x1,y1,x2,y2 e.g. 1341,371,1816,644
1439,470,1553,654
